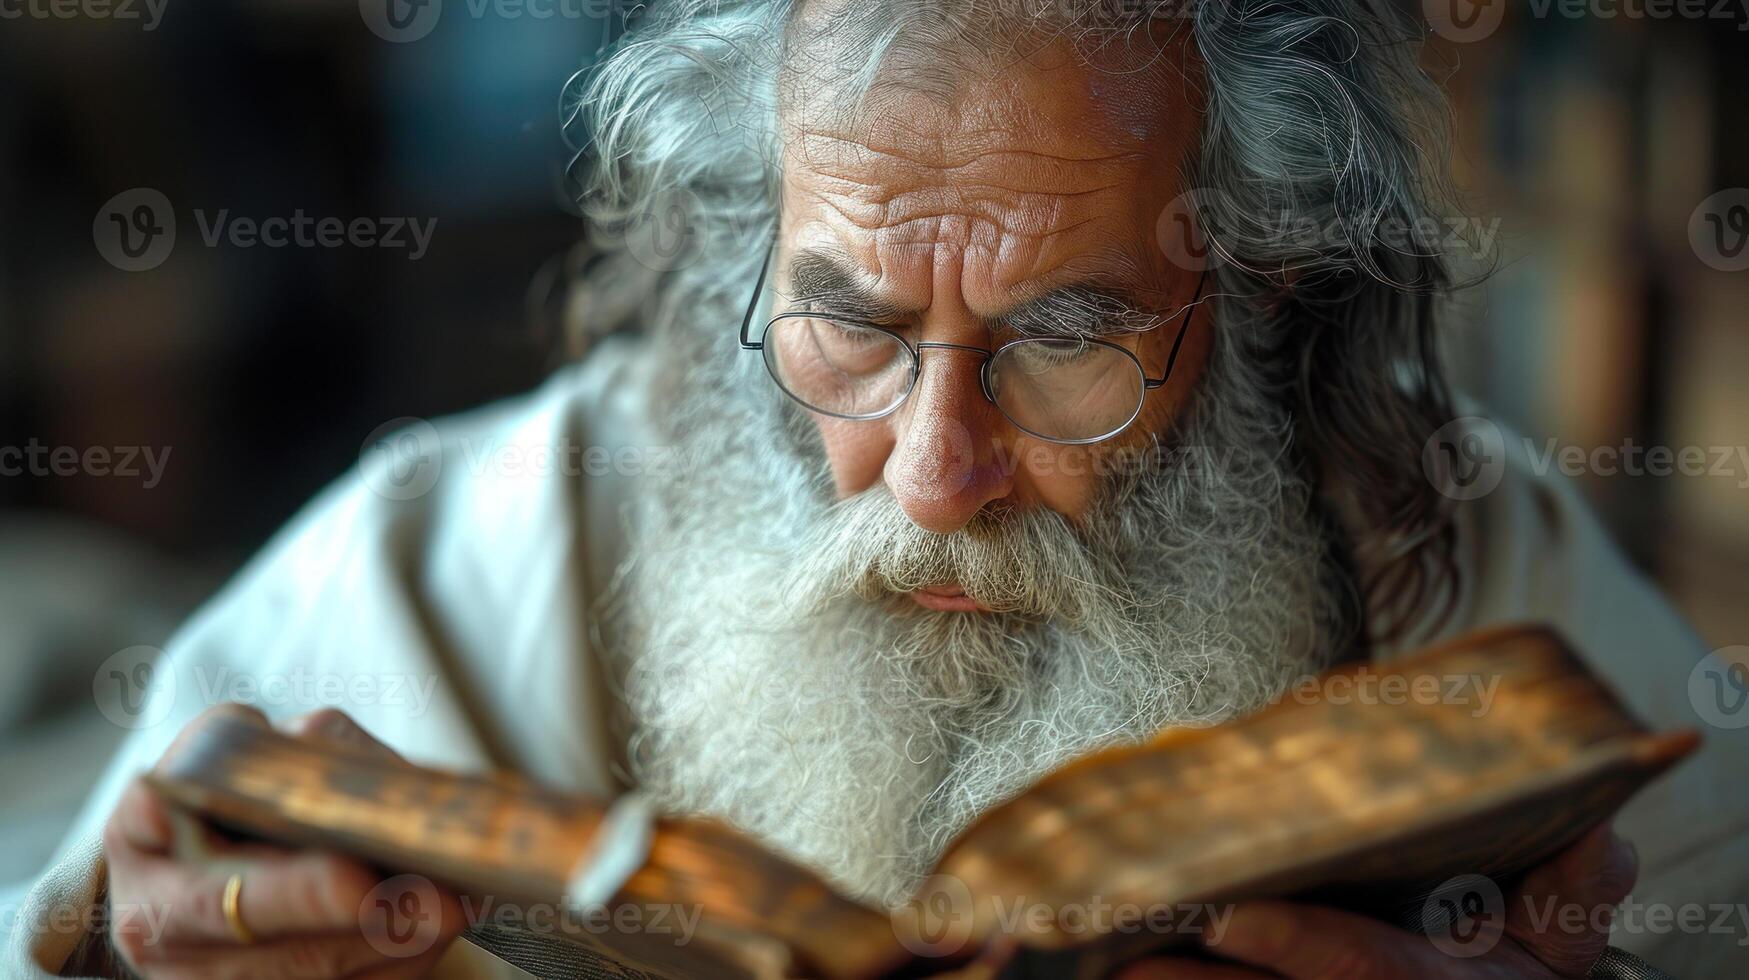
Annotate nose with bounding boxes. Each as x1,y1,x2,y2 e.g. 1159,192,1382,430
884,348,1014,533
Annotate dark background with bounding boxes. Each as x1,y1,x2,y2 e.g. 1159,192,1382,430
0,4,607,560
1,1,1745,881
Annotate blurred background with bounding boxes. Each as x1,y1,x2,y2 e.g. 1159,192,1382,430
1,1,1745,885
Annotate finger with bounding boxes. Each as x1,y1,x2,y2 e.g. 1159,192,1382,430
109,778,294,862
105,790,381,968
138,850,385,946
1114,955,1274,979
108,778,350,881
1202,901,1462,980
144,875,465,978
281,709,404,761
106,866,386,977
156,702,272,773
1506,823,1638,976
107,777,177,858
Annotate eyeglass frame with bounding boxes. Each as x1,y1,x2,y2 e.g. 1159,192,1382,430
737,245,1208,446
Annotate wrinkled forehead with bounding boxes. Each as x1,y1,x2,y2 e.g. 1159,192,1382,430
772,3,1202,295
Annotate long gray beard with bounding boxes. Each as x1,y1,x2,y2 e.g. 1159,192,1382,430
607,321,1346,907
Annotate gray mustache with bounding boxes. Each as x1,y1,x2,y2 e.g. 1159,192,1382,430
782,486,1123,622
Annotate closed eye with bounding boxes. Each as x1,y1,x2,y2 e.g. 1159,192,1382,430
1006,338,1102,369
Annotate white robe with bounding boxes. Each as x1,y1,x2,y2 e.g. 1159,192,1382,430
7,338,1746,977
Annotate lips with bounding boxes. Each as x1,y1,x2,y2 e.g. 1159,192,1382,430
907,582,985,613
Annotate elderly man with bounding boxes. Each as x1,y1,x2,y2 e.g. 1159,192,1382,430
8,0,1746,977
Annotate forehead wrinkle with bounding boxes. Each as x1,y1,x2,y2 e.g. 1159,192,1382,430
791,129,1146,194
788,152,1136,250
790,172,1099,266
802,184,1092,243
802,167,1125,202
995,239,1161,303
794,127,1145,168
789,178,1165,314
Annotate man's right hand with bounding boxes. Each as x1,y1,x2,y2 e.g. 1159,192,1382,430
101,704,466,979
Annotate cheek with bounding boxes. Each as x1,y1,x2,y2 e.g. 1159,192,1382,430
816,417,893,498
1011,442,1104,516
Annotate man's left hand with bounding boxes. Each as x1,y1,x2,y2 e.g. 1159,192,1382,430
1117,823,1638,979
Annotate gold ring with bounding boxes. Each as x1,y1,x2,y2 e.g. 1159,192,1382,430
222,873,253,944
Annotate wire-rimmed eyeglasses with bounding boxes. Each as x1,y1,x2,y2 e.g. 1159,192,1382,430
737,248,1206,445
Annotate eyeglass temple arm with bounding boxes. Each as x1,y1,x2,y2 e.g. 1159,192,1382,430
738,247,774,350
1142,272,1209,390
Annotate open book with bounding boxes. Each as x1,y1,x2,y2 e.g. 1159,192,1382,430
147,625,1696,979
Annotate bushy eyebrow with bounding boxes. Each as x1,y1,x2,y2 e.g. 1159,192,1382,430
786,249,1164,338
1003,287,1164,339
788,251,909,322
